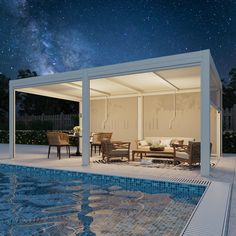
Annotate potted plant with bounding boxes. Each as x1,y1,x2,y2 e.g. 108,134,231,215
73,126,81,136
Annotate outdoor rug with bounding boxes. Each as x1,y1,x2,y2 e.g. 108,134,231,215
93,158,217,171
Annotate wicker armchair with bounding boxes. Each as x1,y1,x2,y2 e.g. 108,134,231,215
101,140,131,162
90,132,112,156
173,141,212,167
47,132,70,159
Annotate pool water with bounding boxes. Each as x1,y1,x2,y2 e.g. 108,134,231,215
0,165,205,236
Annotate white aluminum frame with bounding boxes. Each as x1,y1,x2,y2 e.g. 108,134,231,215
9,50,222,176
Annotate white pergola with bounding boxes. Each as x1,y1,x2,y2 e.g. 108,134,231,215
9,50,222,176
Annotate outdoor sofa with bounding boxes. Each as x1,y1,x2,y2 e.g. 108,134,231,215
136,136,195,158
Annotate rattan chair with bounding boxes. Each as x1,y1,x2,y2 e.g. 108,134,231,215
173,141,212,167
101,140,131,162
90,132,112,156
47,132,70,159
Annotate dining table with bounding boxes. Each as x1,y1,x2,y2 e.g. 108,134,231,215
68,134,82,156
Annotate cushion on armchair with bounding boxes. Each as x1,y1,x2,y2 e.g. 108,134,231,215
175,151,189,159
170,139,184,147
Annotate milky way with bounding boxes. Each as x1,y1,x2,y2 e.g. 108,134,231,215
0,0,95,76
0,0,235,79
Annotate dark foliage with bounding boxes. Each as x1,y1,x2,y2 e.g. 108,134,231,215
223,131,236,153
223,67,236,109
0,130,76,145
0,74,9,129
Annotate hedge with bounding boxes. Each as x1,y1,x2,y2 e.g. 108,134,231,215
222,131,236,153
0,130,76,145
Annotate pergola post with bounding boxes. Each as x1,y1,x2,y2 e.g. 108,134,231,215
9,83,16,159
200,53,211,176
137,96,144,140
79,102,83,153
82,71,90,166
219,89,223,157
216,110,222,158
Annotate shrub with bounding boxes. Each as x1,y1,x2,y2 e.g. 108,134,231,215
0,130,71,145
223,131,236,153
0,130,9,143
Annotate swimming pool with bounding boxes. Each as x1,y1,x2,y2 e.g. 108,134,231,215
0,164,206,236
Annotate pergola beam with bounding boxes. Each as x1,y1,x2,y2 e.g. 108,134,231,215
153,72,180,91
17,87,80,101
90,88,200,100
66,82,111,96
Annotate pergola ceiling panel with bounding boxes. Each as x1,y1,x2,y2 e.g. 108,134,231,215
90,79,136,95
37,84,83,98
157,66,200,90
106,72,173,92
16,65,202,100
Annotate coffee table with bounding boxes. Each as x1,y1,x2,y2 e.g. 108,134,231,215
131,148,174,161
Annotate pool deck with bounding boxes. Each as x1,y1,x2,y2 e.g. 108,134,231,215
0,143,236,235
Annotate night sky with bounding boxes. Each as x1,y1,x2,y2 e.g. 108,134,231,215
0,0,235,80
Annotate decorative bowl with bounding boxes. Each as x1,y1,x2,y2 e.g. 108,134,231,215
149,146,165,151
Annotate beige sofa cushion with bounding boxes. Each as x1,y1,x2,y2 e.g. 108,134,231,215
160,138,172,147
137,137,195,150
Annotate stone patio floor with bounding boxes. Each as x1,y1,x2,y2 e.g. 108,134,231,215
0,144,235,235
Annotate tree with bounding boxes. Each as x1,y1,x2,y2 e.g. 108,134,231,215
222,67,236,109
0,73,9,129
17,69,37,79
229,68,236,90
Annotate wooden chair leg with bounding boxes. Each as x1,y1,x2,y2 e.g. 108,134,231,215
99,145,101,155
48,146,51,159
57,146,61,159
91,144,93,156
68,146,70,158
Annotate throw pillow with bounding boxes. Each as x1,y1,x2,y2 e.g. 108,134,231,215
160,139,172,147
139,140,148,146
152,139,161,146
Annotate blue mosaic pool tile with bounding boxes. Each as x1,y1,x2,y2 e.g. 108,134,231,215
0,164,207,196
